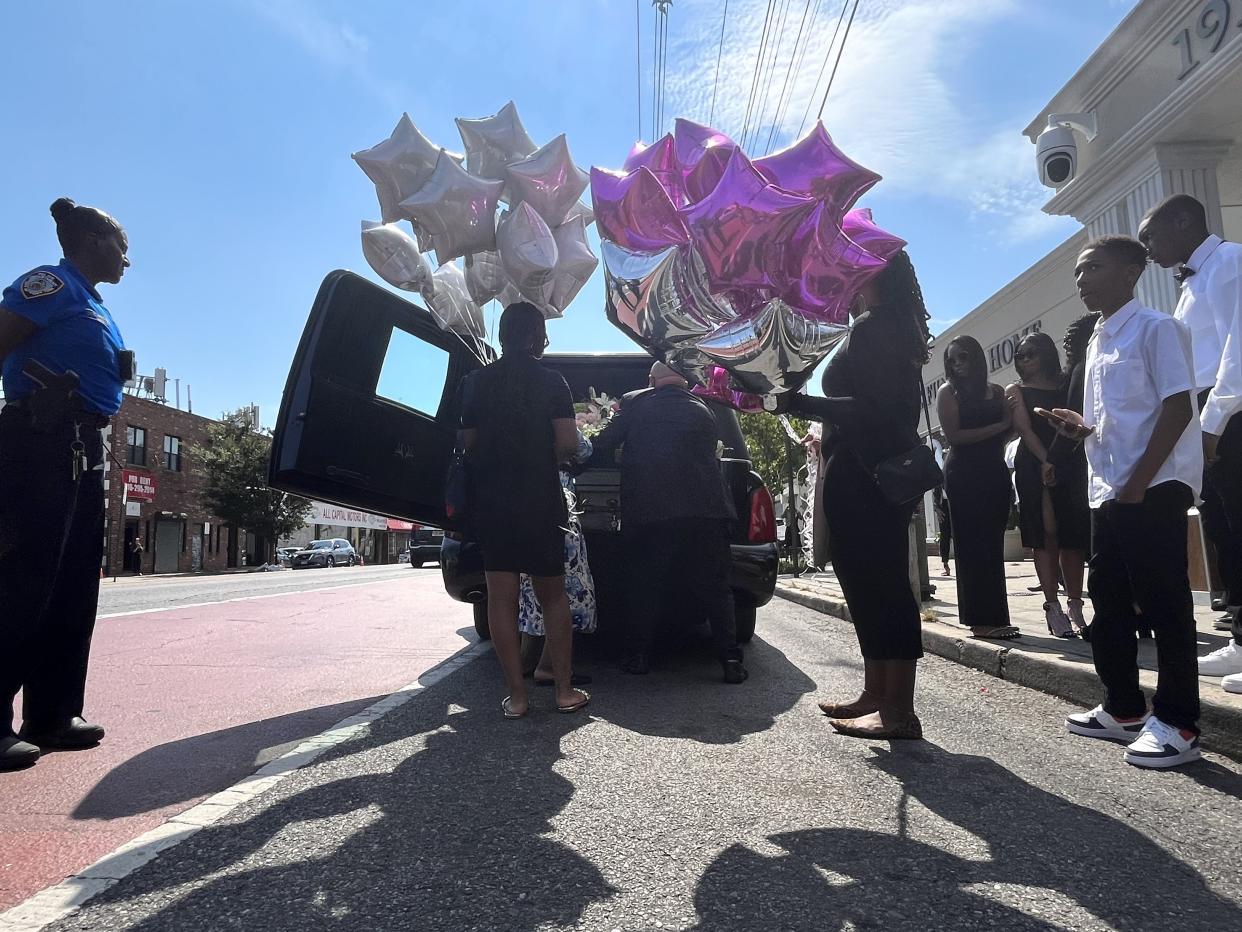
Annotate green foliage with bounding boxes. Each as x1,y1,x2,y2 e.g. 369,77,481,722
194,411,313,561
739,412,809,493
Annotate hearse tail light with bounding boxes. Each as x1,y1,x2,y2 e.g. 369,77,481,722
748,487,777,544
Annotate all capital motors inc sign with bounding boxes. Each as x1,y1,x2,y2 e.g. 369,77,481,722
310,501,391,530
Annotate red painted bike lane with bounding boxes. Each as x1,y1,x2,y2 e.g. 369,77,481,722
0,574,476,911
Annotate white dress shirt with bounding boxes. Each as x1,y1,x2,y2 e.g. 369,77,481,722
1083,298,1203,507
1174,234,1242,436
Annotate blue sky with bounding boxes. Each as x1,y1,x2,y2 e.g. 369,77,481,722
0,0,1136,424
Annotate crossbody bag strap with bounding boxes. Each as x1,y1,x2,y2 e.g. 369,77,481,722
918,368,935,450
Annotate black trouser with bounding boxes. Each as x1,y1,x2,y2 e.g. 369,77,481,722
1199,396,1242,644
823,450,923,660
0,406,106,736
1088,481,1199,732
623,518,740,660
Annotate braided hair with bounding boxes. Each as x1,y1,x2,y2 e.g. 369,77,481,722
872,250,933,366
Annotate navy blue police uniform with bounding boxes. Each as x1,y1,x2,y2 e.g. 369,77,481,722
0,259,126,739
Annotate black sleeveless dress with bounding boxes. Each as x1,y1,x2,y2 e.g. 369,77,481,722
1013,383,1090,551
943,387,1012,628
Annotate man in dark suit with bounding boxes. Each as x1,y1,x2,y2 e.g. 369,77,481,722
594,362,747,683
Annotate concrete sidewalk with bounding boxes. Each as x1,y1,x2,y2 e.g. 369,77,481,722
777,561,1242,760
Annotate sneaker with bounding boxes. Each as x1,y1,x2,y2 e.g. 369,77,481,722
1066,705,1148,742
1223,671,1242,694
1197,641,1242,676
1124,717,1201,769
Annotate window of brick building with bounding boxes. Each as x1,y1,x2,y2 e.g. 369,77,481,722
126,426,146,466
163,434,182,472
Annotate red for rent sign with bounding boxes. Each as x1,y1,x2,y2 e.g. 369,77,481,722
123,469,157,502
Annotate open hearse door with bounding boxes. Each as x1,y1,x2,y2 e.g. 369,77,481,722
269,270,488,526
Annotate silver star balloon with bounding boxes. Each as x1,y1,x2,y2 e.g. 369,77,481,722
360,221,432,292
695,299,848,396
399,149,505,264
426,261,485,341
563,199,595,228
548,215,598,314
497,203,559,313
464,250,510,306
505,134,590,227
353,113,454,224
455,100,538,182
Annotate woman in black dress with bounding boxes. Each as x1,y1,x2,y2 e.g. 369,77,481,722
1006,332,1090,638
937,336,1016,639
460,302,590,718
785,251,933,740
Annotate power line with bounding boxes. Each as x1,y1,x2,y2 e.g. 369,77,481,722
708,0,729,126
797,0,849,137
763,0,816,154
749,0,794,152
817,0,860,122
739,0,777,149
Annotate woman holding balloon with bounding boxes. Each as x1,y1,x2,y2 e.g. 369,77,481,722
783,251,934,740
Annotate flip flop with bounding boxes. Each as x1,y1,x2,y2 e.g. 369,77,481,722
971,626,1021,640
534,673,593,687
501,696,528,719
557,689,591,714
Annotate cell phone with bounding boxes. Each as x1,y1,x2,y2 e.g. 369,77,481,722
1033,406,1068,427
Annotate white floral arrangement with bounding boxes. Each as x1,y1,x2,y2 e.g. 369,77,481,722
574,388,619,439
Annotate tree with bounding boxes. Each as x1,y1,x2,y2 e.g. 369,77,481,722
738,412,809,494
195,411,313,564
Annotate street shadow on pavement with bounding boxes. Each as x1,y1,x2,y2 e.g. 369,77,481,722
687,742,1242,931
574,632,817,745
71,697,388,821
63,668,617,931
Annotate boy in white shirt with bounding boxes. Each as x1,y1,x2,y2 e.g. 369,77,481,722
1139,194,1242,691
1047,235,1204,768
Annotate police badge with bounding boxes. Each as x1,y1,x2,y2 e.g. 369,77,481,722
20,271,64,299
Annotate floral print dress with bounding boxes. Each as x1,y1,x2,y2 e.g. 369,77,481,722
518,433,598,635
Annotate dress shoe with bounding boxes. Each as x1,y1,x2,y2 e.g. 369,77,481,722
20,717,105,750
722,659,749,684
1212,591,1227,612
0,735,40,771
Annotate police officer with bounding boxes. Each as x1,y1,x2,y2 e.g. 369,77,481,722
0,198,131,771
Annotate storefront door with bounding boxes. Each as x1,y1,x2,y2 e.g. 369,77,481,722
154,518,181,574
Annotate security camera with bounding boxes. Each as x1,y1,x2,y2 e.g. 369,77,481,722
1036,112,1097,188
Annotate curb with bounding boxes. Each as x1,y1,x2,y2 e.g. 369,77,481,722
775,583,1242,763
0,640,491,932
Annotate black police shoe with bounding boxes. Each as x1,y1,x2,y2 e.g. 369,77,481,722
620,652,651,675
1,734,40,771
20,717,105,750
722,659,749,684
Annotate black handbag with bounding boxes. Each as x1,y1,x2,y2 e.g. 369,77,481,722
443,449,473,534
871,375,943,506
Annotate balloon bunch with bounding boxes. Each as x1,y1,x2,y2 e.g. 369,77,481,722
354,102,599,346
591,118,906,402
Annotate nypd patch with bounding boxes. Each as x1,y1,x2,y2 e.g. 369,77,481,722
20,271,64,299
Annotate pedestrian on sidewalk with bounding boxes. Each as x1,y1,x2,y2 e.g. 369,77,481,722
0,198,131,771
1050,235,1204,769
129,537,144,575
459,302,590,719
1140,195,1242,694
933,485,952,576
592,361,748,684
1006,332,1089,638
776,250,933,740
937,337,1018,640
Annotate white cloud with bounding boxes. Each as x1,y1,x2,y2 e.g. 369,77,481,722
661,0,1072,243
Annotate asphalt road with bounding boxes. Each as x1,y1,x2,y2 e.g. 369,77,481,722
97,564,423,616
41,596,1242,932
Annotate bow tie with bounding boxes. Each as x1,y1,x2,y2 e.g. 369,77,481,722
1174,264,1196,284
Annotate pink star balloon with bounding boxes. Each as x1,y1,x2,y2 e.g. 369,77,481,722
590,166,690,252
783,200,888,323
684,144,734,204
399,149,505,264
842,208,908,261
623,134,686,207
678,147,815,293
754,122,880,215
673,118,736,179
504,134,590,227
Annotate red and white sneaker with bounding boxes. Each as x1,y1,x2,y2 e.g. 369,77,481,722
1066,705,1148,742
1124,717,1201,769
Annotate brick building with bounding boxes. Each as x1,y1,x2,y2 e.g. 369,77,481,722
102,395,239,576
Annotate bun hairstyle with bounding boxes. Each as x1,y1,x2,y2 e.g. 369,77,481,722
50,197,121,255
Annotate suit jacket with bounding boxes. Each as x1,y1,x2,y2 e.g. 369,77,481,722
593,385,735,528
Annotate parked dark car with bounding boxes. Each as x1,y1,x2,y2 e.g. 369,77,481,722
269,271,778,642
291,538,357,569
408,526,445,567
